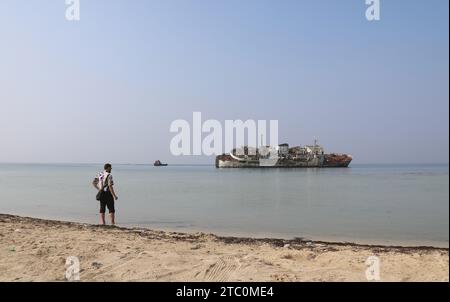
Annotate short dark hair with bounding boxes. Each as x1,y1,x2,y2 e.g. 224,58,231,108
104,163,112,170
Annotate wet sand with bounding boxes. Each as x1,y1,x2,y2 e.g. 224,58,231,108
0,214,448,282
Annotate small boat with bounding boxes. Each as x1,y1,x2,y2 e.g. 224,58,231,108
154,160,168,167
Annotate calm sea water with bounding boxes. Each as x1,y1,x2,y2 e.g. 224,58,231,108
0,163,448,247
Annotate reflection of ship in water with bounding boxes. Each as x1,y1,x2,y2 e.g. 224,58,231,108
215,141,352,168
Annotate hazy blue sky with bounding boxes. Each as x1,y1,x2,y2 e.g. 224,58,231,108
0,0,448,164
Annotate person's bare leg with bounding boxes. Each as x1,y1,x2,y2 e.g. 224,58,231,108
100,213,106,225
110,213,115,225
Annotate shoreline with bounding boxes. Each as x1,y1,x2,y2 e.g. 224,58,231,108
1,214,448,281
3,212,448,249
121,225,449,249
2,213,448,250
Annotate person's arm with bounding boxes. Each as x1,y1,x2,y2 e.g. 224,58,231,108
92,178,99,191
107,176,118,200
109,184,118,200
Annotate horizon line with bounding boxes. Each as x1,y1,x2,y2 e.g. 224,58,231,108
0,162,448,166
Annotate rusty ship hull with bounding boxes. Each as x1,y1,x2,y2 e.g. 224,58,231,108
215,144,352,168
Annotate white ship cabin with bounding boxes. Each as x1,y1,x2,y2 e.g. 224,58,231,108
305,145,324,155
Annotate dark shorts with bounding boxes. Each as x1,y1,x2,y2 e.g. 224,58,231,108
99,191,115,214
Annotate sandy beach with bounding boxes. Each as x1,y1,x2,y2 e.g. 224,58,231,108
0,214,448,282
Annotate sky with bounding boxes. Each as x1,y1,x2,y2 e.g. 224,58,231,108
0,0,448,164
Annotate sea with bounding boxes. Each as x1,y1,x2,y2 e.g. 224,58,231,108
0,163,448,247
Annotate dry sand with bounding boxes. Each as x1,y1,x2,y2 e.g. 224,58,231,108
0,214,448,282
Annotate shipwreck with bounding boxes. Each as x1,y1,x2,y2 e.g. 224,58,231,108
215,142,352,168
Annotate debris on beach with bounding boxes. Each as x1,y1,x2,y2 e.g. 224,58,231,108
91,261,103,269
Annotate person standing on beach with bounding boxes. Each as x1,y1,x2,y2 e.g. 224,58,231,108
92,163,118,225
